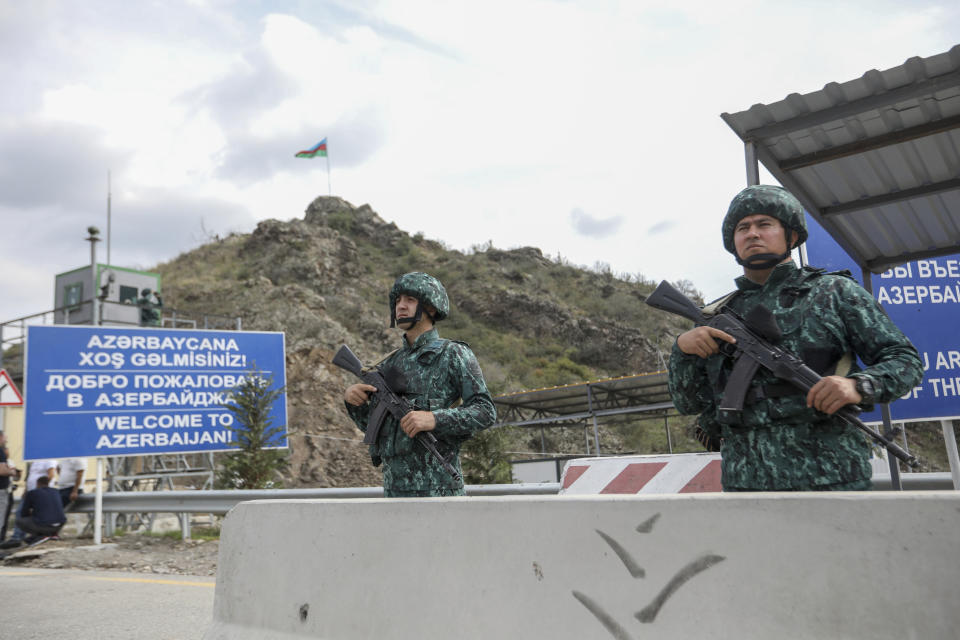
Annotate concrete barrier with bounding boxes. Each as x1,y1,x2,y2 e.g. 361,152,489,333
205,492,960,639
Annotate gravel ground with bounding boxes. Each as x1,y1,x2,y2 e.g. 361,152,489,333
0,533,219,576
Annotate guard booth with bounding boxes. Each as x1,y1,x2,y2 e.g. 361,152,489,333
54,263,161,326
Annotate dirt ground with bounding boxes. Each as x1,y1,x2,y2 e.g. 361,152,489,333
0,531,219,576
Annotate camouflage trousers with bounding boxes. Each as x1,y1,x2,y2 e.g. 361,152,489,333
724,477,873,492
381,451,465,498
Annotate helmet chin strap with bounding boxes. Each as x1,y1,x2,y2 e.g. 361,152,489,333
395,304,423,329
736,251,790,270
396,302,435,330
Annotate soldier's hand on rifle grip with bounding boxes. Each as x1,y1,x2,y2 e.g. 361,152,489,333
677,326,737,359
344,383,378,406
400,410,436,437
806,376,861,415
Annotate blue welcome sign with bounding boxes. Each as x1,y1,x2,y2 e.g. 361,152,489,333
24,325,287,459
804,216,960,423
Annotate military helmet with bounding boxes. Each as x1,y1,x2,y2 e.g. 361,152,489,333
722,185,808,255
389,272,449,325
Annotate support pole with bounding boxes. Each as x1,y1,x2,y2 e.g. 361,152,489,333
107,171,112,265
943,420,960,490
664,415,673,454
745,140,760,186
94,457,103,545
87,227,101,326
326,143,332,195
586,385,600,455
863,269,903,490
592,415,601,456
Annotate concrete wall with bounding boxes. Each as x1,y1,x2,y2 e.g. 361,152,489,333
206,492,960,640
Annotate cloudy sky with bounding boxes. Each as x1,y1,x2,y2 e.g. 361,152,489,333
2,1,958,324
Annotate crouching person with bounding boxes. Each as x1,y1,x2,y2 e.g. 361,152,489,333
16,475,66,542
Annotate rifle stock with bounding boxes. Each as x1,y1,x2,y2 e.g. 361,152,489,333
645,281,706,323
332,345,364,377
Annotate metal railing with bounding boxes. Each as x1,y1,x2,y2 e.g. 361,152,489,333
65,473,956,517
69,483,563,515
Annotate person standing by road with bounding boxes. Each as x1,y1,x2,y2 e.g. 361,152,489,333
57,458,87,509
25,458,58,492
668,185,923,491
343,272,497,497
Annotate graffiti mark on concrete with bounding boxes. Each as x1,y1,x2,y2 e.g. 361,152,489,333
635,513,660,533
572,517,726,638
635,554,726,623
572,591,634,640
596,529,646,578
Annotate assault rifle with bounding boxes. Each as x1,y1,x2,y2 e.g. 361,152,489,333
333,344,463,482
645,280,918,468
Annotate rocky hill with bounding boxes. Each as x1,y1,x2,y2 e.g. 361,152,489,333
154,196,700,487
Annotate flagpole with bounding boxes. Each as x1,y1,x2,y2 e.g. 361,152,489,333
326,140,332,195
107,170,112,265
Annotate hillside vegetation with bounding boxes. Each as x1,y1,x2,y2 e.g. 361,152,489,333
155,196,698,486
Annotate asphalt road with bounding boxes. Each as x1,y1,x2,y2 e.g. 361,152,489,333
0,567,215,639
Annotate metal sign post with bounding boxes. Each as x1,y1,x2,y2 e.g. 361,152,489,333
94,457,103,545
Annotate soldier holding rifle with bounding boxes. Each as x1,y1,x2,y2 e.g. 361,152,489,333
668,185,923,491
343,272,496,497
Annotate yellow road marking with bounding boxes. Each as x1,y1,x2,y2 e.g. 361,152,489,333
0,570,215,587
86,575,215,587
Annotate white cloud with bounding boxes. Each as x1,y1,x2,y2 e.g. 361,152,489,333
1,0,959,325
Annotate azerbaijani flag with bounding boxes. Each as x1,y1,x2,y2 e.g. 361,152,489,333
295,137,327,158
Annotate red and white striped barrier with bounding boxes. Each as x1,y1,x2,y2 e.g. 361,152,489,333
559,453,722,494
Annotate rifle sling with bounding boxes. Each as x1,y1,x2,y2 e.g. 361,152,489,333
362,349,399,375
745,382,804,402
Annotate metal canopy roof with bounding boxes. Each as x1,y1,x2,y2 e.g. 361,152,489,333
722,44,960,273
493,371,676,429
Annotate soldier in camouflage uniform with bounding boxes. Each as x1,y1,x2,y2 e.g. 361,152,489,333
668,185,922,491
343,272,496,497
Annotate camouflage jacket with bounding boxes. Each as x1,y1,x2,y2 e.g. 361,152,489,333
668,261,923,490
345,328,496,496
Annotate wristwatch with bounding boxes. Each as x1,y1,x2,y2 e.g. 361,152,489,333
852,375,876,405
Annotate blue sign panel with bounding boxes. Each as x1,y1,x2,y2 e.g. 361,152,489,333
24,326,287,459
805,216,960,423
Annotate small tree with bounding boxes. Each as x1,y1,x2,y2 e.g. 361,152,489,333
461,427,513,484
216,366,289,489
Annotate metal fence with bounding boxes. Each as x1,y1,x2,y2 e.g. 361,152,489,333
70,483,563,516
67,474,956,517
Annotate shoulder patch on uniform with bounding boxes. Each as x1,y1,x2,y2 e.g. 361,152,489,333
825,268,855,282
422,338,452,353
801,265,854,282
